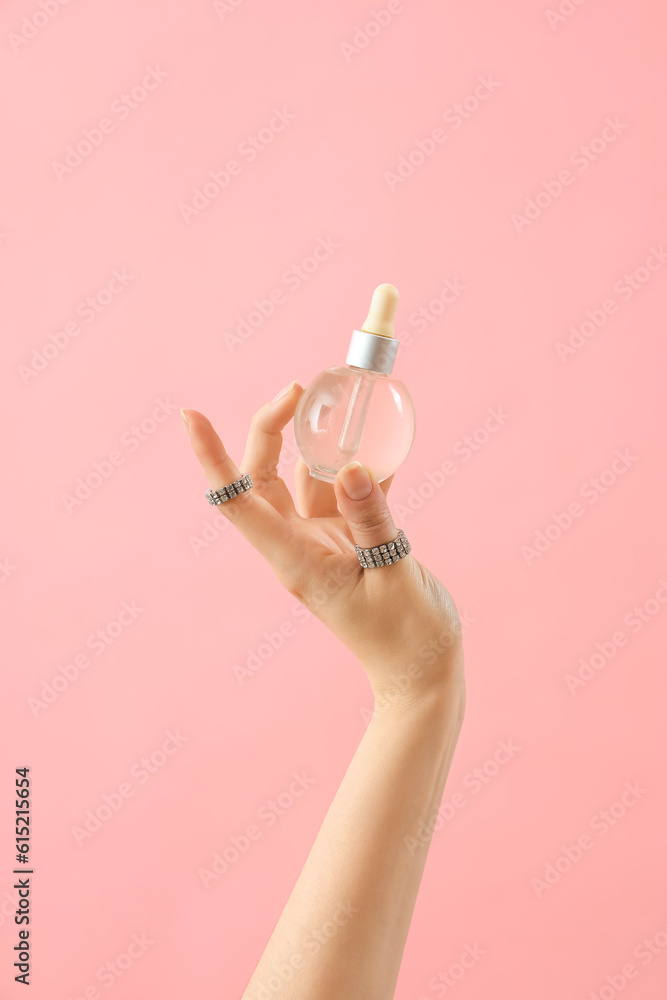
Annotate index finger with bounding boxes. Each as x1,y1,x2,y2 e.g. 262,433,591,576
181,408,295,568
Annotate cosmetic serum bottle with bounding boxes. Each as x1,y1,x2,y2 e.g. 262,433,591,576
294,283,416,483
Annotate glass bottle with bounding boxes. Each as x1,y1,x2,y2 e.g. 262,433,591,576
294,284,416,483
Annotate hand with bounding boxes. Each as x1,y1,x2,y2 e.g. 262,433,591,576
181,382,465,708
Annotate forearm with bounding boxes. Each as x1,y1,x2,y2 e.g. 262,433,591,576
241,678,466,1000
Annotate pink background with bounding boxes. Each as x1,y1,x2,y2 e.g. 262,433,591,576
2,1,666,997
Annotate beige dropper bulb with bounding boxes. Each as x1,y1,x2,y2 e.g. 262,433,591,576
361,283,399,339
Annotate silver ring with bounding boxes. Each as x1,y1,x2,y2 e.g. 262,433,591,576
355,528,411,568
205,473,254,505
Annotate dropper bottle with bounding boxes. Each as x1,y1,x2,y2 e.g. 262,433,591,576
294,283,416,483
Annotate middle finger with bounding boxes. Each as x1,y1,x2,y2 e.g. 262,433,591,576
241,382,303,520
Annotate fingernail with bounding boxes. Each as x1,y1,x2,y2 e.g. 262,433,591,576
272,380,296,403
180,407,190,428
339,461,372,500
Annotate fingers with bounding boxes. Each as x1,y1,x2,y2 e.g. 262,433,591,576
333,461,405,559
296,456,394,519
181,408,294,567
240,383,303,521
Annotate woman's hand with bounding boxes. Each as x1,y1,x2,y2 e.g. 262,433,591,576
181,381,464,708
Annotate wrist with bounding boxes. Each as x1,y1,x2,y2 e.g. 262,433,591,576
368,645,465,714
369,664,466,729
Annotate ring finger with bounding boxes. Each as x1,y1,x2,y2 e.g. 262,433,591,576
240,383,303,520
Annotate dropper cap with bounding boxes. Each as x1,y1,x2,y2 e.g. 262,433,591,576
361,283,399,339
346,283,400,374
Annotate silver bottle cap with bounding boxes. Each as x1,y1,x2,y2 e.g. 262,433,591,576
345,329,399,375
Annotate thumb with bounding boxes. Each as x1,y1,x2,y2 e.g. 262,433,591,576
334,461,407,562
